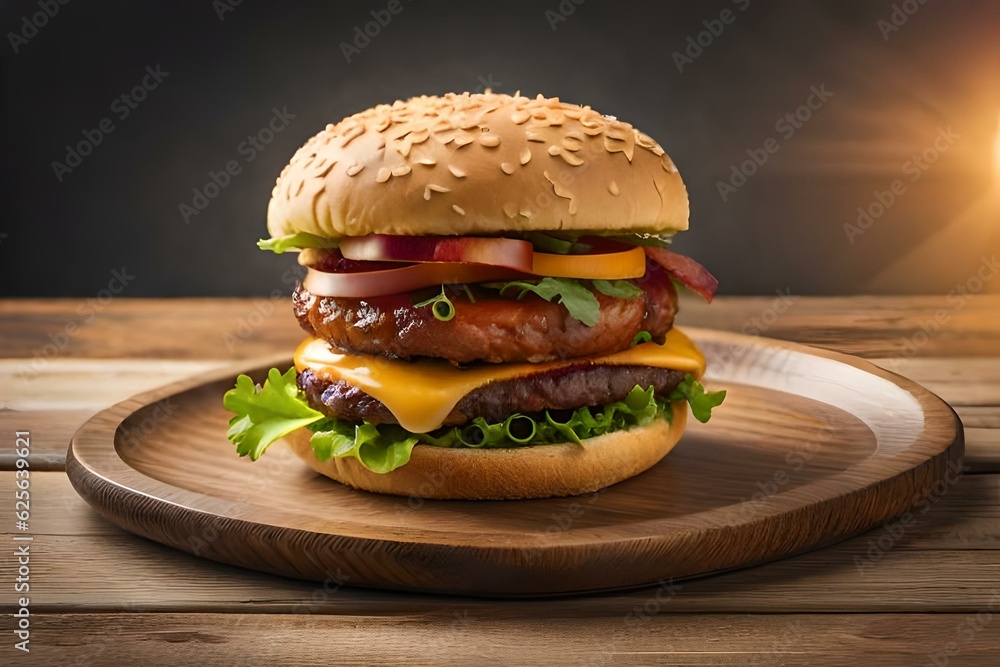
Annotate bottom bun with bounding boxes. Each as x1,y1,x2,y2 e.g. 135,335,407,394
282,402,687,500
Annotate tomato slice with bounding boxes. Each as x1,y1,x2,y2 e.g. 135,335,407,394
303,263,529,298
340,234,534,272
532,245,646,279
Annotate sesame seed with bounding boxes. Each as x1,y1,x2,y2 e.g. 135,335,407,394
448,165,466,178
501,162,515,174
452,204,466,215
479,134,501,147
346,164,364,176
608,180,620,196
391,165,412,177
520,147,532,165
376,167,391,183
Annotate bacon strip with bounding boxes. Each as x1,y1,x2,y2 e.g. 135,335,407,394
644,247,719,303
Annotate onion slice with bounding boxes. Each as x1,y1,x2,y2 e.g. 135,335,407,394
303,263,529,298
340,234,534,272
644,247,719,302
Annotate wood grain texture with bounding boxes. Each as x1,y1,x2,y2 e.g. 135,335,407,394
4,359,998,470
1,296,998,663
64,329,962,596
14,613,1000,667
3,295,999,360
4,472,999,614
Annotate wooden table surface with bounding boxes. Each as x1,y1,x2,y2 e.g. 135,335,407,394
2,295,1000,666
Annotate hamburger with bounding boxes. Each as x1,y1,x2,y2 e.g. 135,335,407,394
224,92,724,500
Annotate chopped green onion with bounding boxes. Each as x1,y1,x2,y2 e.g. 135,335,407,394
632,331,653,345
413,286,456,321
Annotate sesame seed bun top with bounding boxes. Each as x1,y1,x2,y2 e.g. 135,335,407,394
266,92,689,240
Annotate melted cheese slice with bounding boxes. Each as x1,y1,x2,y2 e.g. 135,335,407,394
295,328,705,433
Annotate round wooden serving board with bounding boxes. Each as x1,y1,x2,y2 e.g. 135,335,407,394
67,329,963,597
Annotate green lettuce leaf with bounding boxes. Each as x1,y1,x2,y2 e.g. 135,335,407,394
500,277,601,326
669,374,727,423
310,421,420,473
257,232,339,254
304,384,674,473
223,368,324,459
223,368,725,474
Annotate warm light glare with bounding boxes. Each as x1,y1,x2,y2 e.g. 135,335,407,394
994,112,1000,184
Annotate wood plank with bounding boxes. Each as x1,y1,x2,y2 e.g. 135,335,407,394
17,613,1000,666
0,360,225,411
0,298,303,361
956,406,1000,429
681,294,1000,358
2,295,999,360
871,358,1000,407
0,409,91,470
966,428,1000,473
2,472,999,614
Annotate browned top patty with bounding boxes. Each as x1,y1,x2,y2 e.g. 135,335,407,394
293,262,677,364
297,364,685,427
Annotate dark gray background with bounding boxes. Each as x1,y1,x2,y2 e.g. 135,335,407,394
2,0,998,297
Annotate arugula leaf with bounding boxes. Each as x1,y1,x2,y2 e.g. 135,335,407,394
669,374,727,423
500,277,601,326
223,368,324,459
592,279,643,299
257,232,339,254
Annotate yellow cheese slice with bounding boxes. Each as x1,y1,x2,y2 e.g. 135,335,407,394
295,328,705,433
